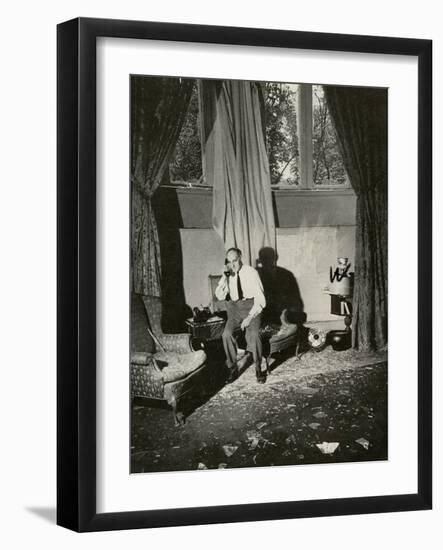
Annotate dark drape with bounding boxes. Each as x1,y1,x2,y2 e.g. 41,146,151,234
131,76,194,296
324,86,388,351
199,80,276,267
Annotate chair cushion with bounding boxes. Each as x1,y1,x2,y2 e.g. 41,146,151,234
154,350,206,383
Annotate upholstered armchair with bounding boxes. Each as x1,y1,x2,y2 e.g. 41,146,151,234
130,295,207,425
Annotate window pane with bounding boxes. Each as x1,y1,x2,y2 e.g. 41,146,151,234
265,83,300,187
169,82,203,184
312,85,348,186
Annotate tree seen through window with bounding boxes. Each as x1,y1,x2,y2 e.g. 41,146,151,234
312,85,348,186
169,80,348,188
264,82,300,186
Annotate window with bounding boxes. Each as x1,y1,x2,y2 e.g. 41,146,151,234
264,83,300,186
312,85,349,187
168,80,349,190
267,83,349,189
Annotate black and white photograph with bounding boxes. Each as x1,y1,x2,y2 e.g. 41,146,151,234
129,75,388,474
1,0,436,543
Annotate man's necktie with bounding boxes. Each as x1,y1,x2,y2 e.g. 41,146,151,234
237,273,243,300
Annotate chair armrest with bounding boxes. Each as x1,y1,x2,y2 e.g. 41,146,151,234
130,356,164,399
131,352,166,377
130,351,153,365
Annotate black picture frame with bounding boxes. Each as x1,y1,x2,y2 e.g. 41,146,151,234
57,17,432,532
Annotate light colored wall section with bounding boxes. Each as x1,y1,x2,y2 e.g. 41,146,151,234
277,227,355,320
180,229,226,308
180,226,355,320
175,187,356,228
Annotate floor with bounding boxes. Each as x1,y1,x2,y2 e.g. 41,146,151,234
131,346,387,473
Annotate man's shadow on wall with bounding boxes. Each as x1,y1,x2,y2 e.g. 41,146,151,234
256,247,308,370
257,247,306,327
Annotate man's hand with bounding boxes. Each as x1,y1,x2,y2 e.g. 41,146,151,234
220,276,229,293
241,316,252,330
215,272,229,301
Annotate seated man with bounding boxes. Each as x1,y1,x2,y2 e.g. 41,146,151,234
215,247,266,384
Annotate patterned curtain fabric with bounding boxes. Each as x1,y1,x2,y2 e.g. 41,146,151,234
200,80,276,267
131,76,194,297
324,86,388,351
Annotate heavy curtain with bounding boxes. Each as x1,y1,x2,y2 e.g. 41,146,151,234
324,86,388,351
131,76,194,296
200,80,276,266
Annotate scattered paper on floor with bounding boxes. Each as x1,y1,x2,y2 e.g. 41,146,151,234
355,437,370,450
222,445,238,457
316,442,339,455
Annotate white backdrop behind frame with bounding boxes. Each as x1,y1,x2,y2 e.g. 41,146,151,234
96,37,418,514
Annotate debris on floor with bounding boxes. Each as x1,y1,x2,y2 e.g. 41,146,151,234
222,445,238,457
355,437,370,450
316,442,340,455
308,423,321,430
131,348,387,473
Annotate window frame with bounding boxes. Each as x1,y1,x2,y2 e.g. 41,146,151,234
168,80,351,192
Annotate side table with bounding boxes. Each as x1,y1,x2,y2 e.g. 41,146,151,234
185,316,226,339
185,316,227,363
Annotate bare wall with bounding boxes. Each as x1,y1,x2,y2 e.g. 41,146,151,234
180,226,355,320
155,187,356,321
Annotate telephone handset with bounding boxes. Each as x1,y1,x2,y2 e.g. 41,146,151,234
224,258,234,278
